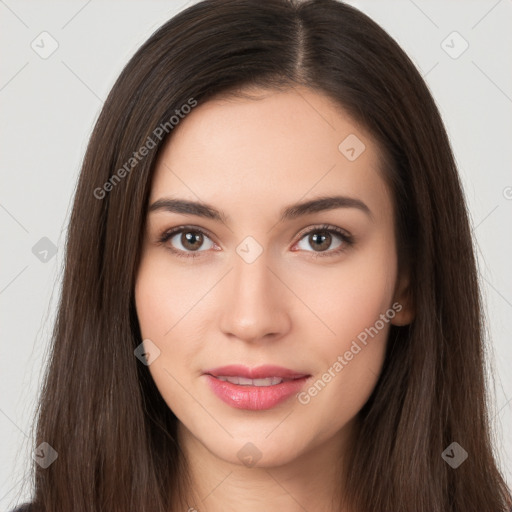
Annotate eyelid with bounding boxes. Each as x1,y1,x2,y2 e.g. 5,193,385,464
159,225,216,243
294,223,352,243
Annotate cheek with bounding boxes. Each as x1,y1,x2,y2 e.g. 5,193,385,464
134,254,204,416
290,240,396,416
290,238,397,351
135,251,216,342
135,255,185,381
134,251,222,384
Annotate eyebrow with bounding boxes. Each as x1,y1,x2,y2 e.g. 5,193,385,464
148,195,373,224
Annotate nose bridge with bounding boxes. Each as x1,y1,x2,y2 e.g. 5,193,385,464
219,246,290,341
232,249,272,303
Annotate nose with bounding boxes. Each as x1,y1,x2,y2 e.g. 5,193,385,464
218,250,292,344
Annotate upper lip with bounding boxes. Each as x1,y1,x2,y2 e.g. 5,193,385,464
204,364,309,380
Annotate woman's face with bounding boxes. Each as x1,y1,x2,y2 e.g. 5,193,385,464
135,86,412,467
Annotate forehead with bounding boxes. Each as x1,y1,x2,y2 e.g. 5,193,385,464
150,86,391,220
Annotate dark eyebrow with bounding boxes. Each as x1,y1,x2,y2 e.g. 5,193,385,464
148,198,230,224
148,195,373,224
280,195,372,222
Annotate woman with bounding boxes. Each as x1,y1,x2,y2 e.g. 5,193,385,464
11,0,512,511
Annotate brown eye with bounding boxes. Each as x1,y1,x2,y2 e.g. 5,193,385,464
180,231,204,251
297,228,344,253
160,227,216,257
308,231,333,252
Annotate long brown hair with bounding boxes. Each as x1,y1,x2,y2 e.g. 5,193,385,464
25,0,511,511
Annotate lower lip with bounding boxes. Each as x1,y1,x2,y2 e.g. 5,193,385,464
204,375,309,410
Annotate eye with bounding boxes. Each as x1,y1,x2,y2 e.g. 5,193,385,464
158,224,354,259
294,224,354,257
158,226,217,258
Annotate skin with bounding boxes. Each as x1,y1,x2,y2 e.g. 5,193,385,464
134,85,413,512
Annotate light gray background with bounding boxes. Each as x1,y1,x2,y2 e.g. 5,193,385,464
1,0,511,508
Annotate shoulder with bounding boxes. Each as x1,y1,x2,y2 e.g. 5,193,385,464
8,504,33,512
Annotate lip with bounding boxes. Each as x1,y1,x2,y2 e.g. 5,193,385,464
203,365,311,410
204,364,309,380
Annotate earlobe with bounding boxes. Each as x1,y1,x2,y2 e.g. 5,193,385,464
391,274,415,326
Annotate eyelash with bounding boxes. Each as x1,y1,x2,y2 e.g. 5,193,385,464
157,224,354,260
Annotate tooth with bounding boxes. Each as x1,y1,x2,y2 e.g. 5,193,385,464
214,376,285,386
252,378,270,386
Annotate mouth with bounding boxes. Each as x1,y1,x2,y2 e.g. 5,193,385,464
214,375,297,386
203,365,311,410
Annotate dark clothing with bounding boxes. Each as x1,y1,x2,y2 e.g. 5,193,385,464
9,504,32,512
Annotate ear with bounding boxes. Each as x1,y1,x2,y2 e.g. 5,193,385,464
391,271,415,326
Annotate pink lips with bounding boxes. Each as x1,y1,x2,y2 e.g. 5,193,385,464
203,364,310,410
